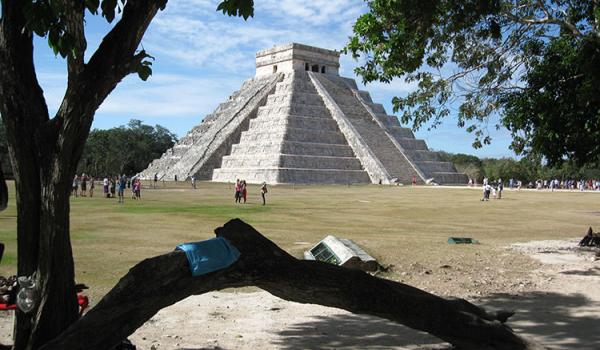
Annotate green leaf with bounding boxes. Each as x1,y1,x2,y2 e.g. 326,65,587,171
216,0,254,20
101,0,118,23
137,64,153,81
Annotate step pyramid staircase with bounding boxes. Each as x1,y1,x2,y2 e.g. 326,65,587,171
140,43,468,185
139,73,282,181
212,71,370,184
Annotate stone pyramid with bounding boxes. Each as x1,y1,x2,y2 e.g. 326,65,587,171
140,43,468,185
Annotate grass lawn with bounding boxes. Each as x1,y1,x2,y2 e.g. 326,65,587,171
1,180,599,303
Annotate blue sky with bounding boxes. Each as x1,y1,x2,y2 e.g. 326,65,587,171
33,0,516,158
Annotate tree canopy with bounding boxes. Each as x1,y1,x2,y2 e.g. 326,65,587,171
346,0,600,165
77,119,176,177
502,36,600,166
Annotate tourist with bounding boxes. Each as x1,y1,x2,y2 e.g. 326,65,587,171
134,178,141,200
481,183,491,201
80,173,87,197
118,174,126,204
103,176,109,198
89,177,95,198
153,173,158,189
242,180,247,204
72,175,79,197
235,179,241,203
191,175,196,189
261,182,268,205
497,178,503,199
131,178,137,199
412,175,417,186
110,176,116,198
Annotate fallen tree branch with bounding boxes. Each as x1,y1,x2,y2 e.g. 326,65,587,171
41,219,545,350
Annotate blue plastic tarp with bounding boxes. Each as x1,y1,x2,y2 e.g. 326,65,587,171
176,237,241,276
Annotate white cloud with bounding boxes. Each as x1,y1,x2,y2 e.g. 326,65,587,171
257,0,365,26
140,0,367,75
97,72,243,119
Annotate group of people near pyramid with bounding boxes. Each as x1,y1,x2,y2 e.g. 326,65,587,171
234,179,268,205
71,174,141,203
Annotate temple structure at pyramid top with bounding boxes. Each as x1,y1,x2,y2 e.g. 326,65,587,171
255,43,340,77
139,43,468,185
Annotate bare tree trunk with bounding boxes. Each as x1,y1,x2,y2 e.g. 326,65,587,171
0,161,7,211
41,219,545,350
5,126,79,350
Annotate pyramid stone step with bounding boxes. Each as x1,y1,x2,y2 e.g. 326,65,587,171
249,115,339,131
239,128,347,145
369,103,386,114
229,140,356,158
212,167,370,184
258,104,330,117
415,161,457,173
221,154,363,170
430,172,469,185
390,127,415,139
280,141,355,157
395,138,428,150
405,150,442,162
266,92,324,107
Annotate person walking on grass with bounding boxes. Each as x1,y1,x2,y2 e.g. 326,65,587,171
72,175,79,197
261,182,268,206
497,178,503,199
191,175,196,189
80,173,87,197
89,176,95,198
134,178,142,200
103,176,109,198
242,180,248,204
235,179,241,203
110,176,116,198
118,174,126,204
131,178,136,199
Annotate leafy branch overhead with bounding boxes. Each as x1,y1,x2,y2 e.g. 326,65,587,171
346,0,600,165
217,0,254,20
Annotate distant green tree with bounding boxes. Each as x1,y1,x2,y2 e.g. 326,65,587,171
438,152,483,181
346,0,600,164
78,119,176,176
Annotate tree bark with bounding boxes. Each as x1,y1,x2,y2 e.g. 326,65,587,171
0,162,7,211
41,219,545,350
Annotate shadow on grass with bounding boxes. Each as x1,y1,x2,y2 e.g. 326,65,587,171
481,291,600,350
271,313,448,350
